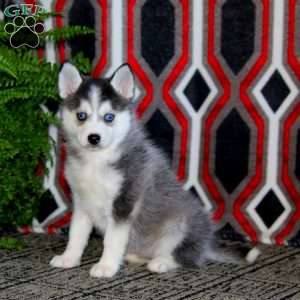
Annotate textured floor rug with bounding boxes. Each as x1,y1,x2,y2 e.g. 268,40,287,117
1,234,300,300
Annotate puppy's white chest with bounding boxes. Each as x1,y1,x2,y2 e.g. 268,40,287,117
66,155,123,227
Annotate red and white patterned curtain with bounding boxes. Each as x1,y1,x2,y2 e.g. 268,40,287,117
20,0,300,247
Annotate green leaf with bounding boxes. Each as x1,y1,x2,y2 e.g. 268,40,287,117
0,237,26,251
0,21,92,227
40,26,94,43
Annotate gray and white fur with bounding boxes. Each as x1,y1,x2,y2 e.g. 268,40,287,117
50,63,259,278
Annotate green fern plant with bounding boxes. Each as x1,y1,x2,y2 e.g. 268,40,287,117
0,15,93,228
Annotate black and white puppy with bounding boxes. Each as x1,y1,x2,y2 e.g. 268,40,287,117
50,63,259,278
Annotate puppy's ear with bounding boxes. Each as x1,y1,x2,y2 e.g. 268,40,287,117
110,64,135,100
58,63,82,99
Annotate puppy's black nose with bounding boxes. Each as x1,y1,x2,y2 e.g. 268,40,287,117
88,134,101,146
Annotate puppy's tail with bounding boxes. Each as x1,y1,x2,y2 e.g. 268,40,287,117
206,241,261,264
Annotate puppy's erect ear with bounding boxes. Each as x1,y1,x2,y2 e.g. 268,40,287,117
58,63,82,99
110,64,135,100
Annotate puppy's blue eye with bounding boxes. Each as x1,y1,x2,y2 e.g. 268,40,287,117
104,113,115,123
77,112,87,121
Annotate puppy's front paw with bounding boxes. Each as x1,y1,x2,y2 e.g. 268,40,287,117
50,254,80,269
89,262,118,278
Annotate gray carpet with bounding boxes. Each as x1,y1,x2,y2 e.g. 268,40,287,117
1,234,300,300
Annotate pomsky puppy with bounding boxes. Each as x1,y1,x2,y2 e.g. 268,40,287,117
50,63,259,278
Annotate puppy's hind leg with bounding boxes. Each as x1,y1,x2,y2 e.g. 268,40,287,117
146,222,184,273
147,256,178,273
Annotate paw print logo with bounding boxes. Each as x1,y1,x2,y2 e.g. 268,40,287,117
4,16,44,48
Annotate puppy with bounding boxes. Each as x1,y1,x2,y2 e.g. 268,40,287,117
50,63,259,278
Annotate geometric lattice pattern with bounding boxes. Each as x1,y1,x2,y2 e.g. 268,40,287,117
215,109,250,194
145,109,175,162
255,190,285,228
141,0,175,77
221,0,255,75
262,70,291,112
19,0,300,246
183,70,210,111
